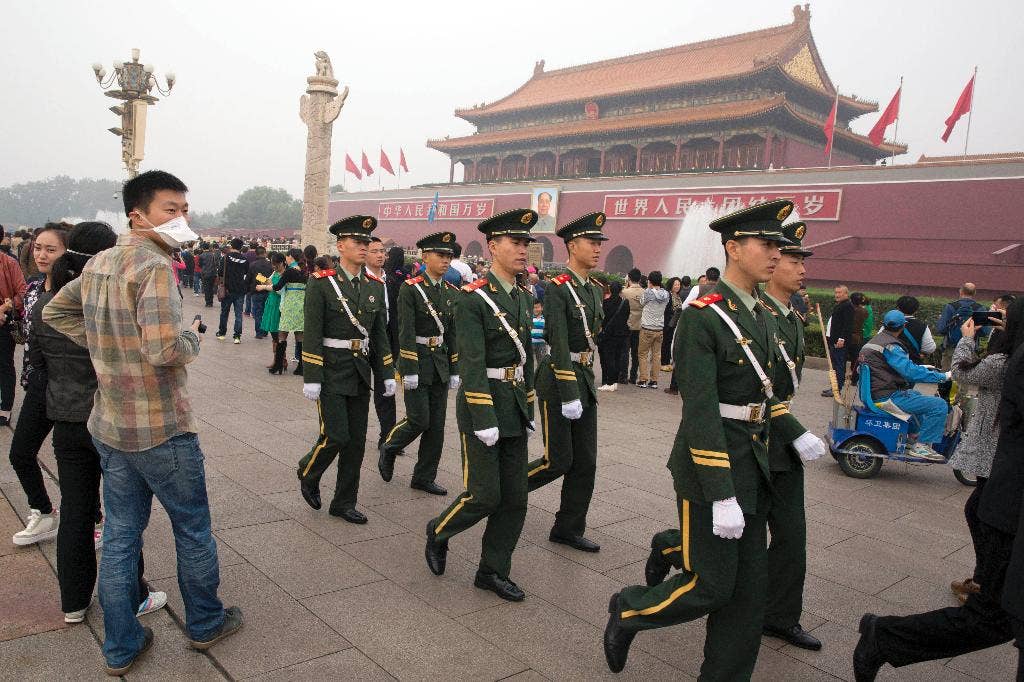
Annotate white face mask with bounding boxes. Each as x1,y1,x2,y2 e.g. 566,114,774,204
137,214,199,249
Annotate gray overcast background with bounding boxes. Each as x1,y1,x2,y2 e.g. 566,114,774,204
1,0,1021,212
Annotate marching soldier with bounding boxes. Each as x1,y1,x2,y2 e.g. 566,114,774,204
602,199,825,679
297,216,396,525
759,221,825,651
378,231,461,495
424,209,538,602
526,212,607,553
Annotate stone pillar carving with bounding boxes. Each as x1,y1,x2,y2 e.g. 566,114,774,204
300,51,348,254
716,136,726,169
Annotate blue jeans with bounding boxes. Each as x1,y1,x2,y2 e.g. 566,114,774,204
192,273,203,294
95,433,225,667
244,292,252,315
218,292,244,338
829,344,848,391
251,292,268,337
887,390,948,444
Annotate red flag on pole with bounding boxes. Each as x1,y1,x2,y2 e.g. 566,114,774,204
345,153,362,180
360,150,375,176
941,73,975,142
823,92,839,160
868,87,901,146
399,148,409,173
379,149,395,175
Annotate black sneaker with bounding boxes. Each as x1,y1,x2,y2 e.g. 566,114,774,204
648,382,659,390
189,606,244,650
636,381,648,388
105,626,154,676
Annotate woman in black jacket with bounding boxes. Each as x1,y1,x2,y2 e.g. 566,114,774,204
35,222,160,624
597,281,630,391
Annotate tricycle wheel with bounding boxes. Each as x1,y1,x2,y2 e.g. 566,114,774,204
953,469,979,487
837,436,884,479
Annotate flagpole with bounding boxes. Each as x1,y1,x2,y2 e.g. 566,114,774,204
963,66,977,158
890,76,903,166
827,89,839,169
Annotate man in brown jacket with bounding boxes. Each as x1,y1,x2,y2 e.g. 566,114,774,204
622,268,644,384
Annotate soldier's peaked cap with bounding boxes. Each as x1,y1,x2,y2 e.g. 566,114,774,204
477,208,537,242
556,212,609,242
779,221,813,257
330,215,376,241
417,231,459,253
708,198,794,245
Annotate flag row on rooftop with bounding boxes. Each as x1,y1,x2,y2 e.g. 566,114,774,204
344,148,410,180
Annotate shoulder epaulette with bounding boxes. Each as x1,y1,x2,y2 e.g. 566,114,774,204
405,275,424,286
311,269,336,279
462,278,488,292
758,298,779,316
364,270,384,283
689,293,723,309
552,273,572,286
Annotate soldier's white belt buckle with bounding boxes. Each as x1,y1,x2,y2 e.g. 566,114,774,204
349,339,362,351
572,351,592,365
718,402,767,423
429,337,441,349
504,367,517,382
748,403,763,422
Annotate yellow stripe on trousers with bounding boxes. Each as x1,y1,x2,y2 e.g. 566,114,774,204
301,400,329,478
383,418,406,446
622,499,696,619
435,433,473,534
527,400,551,477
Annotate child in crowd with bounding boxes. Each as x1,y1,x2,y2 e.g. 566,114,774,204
532,301,546,366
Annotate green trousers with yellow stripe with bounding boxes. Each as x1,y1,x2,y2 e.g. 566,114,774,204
429,430,528,578
296,390,371,512
382,381,448,485
617,491,769,682
526,399,597,537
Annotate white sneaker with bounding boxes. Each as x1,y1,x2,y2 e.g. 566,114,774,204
94,522,104,549
64,598,92,624
137,590,168,617
608,383,618,391
908,442,945,462
597,384,613,392
12,509,59,546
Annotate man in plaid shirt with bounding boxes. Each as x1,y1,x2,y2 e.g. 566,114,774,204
44,171,241,674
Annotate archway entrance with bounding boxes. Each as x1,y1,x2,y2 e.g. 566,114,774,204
604,245,634,275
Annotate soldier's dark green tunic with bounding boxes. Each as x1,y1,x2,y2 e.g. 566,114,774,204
428,274,535,578
761,291,811,632
618,279,804,681
382,274,459,484
297,267,391,512
527,269,603,537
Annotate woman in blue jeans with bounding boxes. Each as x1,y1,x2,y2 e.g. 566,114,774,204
33,222,163,623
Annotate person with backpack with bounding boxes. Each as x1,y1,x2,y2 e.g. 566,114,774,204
937,283,988,370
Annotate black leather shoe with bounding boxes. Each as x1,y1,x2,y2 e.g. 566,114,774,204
473,571,525,602
425,521,448,576
853,613,884,682
644,547,671,586
411,480,447,496
329,507,367,524
604,593,636,673
298,474,321,510
549,532,600,553
378,442,396,482
763,623,822,650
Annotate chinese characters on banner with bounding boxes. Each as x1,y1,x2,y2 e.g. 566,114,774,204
602,189,842,221
379,197,495,221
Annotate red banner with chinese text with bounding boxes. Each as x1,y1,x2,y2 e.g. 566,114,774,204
379,197,495,221
602,189,842,221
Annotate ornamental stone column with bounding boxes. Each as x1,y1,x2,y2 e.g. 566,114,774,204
300,50,348,254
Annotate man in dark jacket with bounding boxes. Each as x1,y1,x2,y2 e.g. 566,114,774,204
216,238,248,343
822,285,853,397
247,247,273,339
197,244,221,308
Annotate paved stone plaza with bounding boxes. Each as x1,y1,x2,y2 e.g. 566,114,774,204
0,295,1017,680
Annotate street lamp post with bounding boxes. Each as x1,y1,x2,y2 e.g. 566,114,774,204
91,48,175,178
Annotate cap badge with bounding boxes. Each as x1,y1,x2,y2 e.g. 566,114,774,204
520,212,532,225
442,233,452,242
362,218,373,228
794,224,806,240
595,214,605,227
776,205,792,221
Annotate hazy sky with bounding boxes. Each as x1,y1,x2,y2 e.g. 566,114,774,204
2,1,1020,212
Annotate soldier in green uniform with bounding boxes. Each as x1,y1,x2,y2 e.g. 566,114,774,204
527,212,607,553
424,208,538,602
603,199,818,679
378,231,461,495
297,215,396,525
759,221,826,650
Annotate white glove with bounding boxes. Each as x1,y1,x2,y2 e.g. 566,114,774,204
711,497,745,540
302,383,321,401
383,379,396,397
944,371,953,381
403,374,419,391
793,431,827,463
561,399,583,420
474,427,500,447
528,419,537,438
449,375,461,391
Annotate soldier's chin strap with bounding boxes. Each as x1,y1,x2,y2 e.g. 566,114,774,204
564,278,598,355
474,288,527,368
326,274,370,354
413,282,446,337
705,303,774,399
